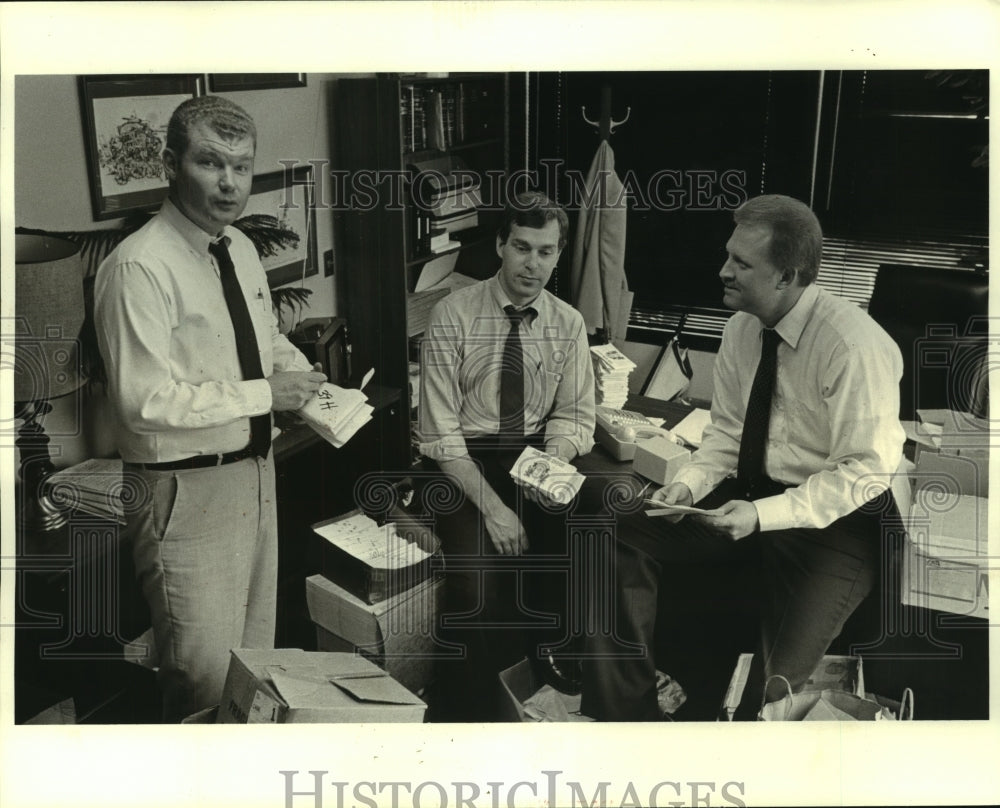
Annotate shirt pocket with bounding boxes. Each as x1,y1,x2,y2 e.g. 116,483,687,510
527,368,563,419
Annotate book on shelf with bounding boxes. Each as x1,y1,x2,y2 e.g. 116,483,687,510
434,209,479,234
429,226,450,252
401,84,427,152
427,183,482,219
401,79,500,154
431,240,460,255
458,80,499,142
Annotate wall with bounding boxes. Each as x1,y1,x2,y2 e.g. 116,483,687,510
14,73,357,469
15,73,344,320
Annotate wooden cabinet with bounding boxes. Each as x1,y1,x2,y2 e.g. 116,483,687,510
336,74,524,469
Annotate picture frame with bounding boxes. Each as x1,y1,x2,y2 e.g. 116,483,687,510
243,165,318,288
208,73,307,92
79,74,204,221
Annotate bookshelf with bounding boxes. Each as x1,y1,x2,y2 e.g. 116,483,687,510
337,74,522,469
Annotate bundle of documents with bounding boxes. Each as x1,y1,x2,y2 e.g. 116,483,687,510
312,512,433,570
509,446,585,505
46,457,126,523
298,382,374,449
590,343,636,410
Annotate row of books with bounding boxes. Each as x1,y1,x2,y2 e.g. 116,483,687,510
410,160,483,258
401,81,499,153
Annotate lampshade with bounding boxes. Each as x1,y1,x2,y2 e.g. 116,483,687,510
14,233,87,402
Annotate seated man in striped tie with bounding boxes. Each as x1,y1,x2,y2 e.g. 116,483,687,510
417,191,596,721
95,96,326,721
582,194,906,720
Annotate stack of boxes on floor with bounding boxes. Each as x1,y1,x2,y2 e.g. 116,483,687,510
215,507,443,724
305,507,444,698
902,408,989,620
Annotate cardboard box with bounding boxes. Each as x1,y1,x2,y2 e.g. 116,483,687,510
217,648,426,724
632,435,691,485
313,509,441,604
720,653,864,720
306,573,445,695
903,450,989,619
902,543,988,619
913,408,991,466
912,450,988,499
498,658,594,723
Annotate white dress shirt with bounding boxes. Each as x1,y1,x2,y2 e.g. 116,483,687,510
418,274,596,462
672,283,905,531
94,198,311,463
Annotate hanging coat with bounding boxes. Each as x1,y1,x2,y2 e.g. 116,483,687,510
569,139,632,342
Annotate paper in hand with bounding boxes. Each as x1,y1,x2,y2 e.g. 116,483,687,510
644,498,710,518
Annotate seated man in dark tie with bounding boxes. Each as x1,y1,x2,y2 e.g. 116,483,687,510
417,191,596,721
582,194,906,720
95,96,326,721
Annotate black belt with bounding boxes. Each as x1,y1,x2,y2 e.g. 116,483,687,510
124,446,258,472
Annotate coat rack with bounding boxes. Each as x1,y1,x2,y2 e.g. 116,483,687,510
581,83,630,139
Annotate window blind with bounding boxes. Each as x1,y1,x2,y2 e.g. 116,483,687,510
629,234,987,349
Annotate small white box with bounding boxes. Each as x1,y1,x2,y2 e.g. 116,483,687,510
632,436,691,485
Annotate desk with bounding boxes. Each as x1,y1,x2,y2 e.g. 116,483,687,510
575,395,695,486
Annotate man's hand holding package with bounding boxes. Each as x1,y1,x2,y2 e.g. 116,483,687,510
268,367,327,411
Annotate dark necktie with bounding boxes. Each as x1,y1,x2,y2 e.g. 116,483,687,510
498,305,533,444
737,327,781,496
209,237,271,459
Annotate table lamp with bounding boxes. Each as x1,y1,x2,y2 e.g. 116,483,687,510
14,233,88,532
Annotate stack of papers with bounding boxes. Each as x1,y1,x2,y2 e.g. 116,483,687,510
46,457,126,523
313,512,433,570
590,344,636,410
509,446,585,505
298,382,374,448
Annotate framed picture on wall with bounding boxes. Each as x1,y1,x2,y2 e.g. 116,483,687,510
79,74,204,221
241,165,318,288
208,74,307,92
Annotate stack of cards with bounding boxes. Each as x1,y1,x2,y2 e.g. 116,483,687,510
509,446,585,505
313,512,433,570
590,343,637,410
46,457,126,524
298,382,374,449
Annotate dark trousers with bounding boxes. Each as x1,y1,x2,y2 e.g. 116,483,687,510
424,436,587,721
581,477,895,721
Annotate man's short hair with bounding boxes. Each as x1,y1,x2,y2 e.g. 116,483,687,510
165,95,257,158
734,194,823,285
499,191,570,250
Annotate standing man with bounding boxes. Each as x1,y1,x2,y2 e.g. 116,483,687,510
582,194,906,720
418,191,596,720
95,96,326,721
